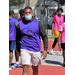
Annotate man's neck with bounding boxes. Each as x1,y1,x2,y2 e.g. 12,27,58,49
58,14,61,16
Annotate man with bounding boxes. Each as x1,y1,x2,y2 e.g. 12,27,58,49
9,10,18,70
49,8,64,55
11,9,25,69
58,16,65,67
18,9,24,23
16,6,48,75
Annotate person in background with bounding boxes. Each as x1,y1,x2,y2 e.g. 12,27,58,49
11,9,24,69
49,8,64,55
9,10,18,70
58,16,65,67
18,9,24,23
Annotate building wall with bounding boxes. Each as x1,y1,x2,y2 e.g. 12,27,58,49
30,0,38,7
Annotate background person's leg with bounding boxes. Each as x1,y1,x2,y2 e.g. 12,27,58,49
9,50,13,65
52,38,58,48
15,42,20,62
9,50,13,70
61,43,65,67
15,49,20,62
49,38,58,55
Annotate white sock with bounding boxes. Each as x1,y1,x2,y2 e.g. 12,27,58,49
50,49,53,51
16,61,19,64
60,51,63,54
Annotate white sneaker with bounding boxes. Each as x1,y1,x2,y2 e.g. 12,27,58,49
49,50,55,55
59,51,63,56
59,53,62,56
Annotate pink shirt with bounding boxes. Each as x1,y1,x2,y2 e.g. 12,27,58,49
60,23,65,43
18,18,22,23
53,15,63,31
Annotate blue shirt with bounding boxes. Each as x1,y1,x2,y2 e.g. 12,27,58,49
9,17,18,25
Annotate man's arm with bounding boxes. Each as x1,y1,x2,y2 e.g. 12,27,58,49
39,21,48,60
52,16,56,35
16,24,21,51
52,22,54,35
39,21,48,51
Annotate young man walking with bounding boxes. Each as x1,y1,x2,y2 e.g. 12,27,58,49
9,10,18,70
49,8,64,55
16,6,48,75
11,9,25,69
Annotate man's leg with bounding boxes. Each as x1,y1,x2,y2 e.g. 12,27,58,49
15,42,20,63
20,49,31,75
32,66,38,75
61,43,65,67
49,38,58,55
9,50,13,70
15,49,20,62
22,65,30,75
11,49,21,68
31,51,41,75
9,50,13,65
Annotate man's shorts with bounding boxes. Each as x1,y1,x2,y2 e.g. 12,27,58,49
54,31,59,38
9,41,16,50
61,43,65,50
20,49,41,66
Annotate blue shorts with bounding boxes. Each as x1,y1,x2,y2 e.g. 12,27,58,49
9,41,16,50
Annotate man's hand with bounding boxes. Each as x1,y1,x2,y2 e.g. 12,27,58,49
41,51,47,60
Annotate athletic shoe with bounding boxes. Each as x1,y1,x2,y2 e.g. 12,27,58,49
63,60,65,67
63,63,65,67
59,52,62,56
49,50,55,55
17,64,21,67
11,63,17,68
9,66,12,71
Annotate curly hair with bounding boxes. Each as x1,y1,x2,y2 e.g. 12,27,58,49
57,8,63,12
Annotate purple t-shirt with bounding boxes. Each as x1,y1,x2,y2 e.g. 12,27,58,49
18,18,22,23
9,18,17,41
19,19,41,52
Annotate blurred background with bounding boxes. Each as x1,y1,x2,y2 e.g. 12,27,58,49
9,0,65,35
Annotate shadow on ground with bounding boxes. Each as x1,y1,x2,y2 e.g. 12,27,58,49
45,60,63,66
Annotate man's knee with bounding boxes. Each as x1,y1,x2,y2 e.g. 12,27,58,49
23,65,30,71
9,50,13,58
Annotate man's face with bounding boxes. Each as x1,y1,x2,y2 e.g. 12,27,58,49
58,10,62,15
24,9,33,16
20,14,24,19
12,14,14,18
